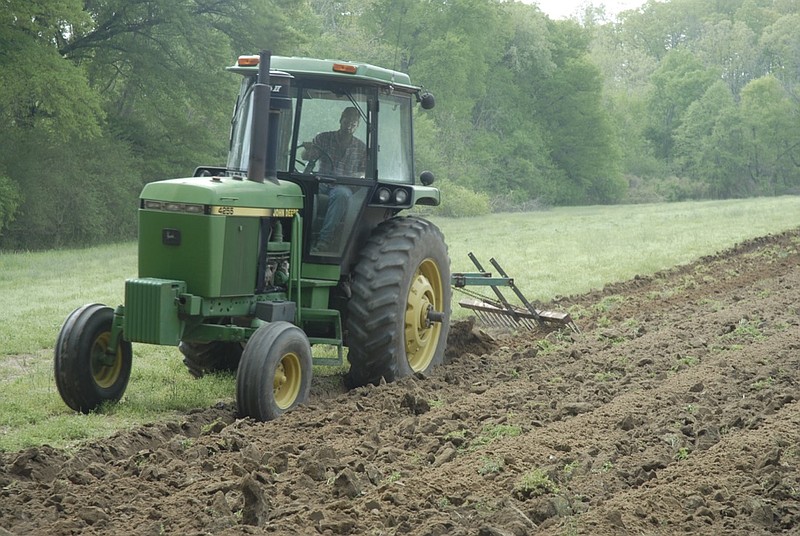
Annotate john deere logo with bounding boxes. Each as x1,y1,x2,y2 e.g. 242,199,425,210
162,228,181,246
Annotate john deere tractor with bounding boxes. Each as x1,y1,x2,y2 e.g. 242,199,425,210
54,51,450,421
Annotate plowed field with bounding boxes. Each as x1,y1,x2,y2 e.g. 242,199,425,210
2,229,800,535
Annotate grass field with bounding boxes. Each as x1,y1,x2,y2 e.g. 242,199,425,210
1,196,799,451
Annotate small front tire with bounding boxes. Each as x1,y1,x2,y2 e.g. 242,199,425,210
54,304,132,413
236,322,312,421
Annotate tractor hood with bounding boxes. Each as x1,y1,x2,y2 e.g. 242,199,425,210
140,175,304,212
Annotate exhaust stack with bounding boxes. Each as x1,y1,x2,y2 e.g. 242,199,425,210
247,50,271,184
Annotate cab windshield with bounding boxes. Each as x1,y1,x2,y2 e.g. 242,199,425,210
227,77,416,184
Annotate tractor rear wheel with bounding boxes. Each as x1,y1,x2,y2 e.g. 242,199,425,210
236,322,312,421
54,304,132,413
346,216,451,387
179,340,243,378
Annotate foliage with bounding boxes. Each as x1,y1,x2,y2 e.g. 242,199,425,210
0,174,22,236
0,0,311,249
596,0,800,197
431,180,490,218
0,132,141,249
514,468,560,498
644,49,719,162
0,1,104,140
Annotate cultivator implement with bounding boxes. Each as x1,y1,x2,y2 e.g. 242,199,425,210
451,253,579,333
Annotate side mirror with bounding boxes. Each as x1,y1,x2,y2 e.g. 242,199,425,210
419,92,435,110
419,170,435,186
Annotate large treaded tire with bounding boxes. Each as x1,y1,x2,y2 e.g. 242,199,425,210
54,304,132,413
236,322,312,421
346,216,451,387
179,340,243,378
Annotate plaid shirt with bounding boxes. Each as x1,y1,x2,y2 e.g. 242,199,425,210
313,131,367,177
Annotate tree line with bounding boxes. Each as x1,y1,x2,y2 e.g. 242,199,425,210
1,0,798,250
591,0,800,202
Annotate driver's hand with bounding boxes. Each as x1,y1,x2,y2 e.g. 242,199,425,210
301,142,319,160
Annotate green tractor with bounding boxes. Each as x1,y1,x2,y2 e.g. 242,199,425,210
54,51,450,421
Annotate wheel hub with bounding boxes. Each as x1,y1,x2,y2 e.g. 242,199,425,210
273,353,301,409
90,332,122,389
405,259,443,372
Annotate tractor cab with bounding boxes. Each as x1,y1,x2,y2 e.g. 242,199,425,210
225,55,438,266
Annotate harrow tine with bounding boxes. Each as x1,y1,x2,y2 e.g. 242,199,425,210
489,257,543,326
467,253,530,327
476,310,491,326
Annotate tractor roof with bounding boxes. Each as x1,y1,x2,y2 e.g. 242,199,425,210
227,55,417,90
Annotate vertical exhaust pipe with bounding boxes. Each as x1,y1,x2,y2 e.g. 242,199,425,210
247,50,273,185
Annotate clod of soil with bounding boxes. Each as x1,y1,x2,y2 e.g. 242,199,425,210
3,229,800,535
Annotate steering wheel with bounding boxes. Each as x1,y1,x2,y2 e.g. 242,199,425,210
296,142,334,175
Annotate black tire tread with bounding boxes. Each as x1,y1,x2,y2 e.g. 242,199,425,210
236,322,312,421
179,340,242,378
346,216,451,387
54,304,132,413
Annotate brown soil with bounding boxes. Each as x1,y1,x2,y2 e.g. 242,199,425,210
3,229,800,536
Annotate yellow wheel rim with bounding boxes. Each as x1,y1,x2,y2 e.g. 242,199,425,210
273,352,302,409
404,258,444,372
90,332,123,389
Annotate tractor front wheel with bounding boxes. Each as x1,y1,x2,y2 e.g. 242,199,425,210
236,322,312,421
54,304,132,413
346,216,451,387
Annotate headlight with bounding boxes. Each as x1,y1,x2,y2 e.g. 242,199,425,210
183,204,204,214
394,189,409,204
376,187,392,203
142,200,205,214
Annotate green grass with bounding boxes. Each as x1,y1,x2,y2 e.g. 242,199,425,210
1,196,800,451
0,243,138,355
437,196,800,312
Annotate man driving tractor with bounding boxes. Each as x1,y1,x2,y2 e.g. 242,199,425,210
301,107,366,252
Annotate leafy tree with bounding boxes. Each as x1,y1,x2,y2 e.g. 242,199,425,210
674,81,744,197
305,0,395,65
460,2,558,203
526,20,623,204
64,0,312,178
739,76,800,194
759,14,800,93
0,132,141,249
616,0,714,61
0,1,104,139
0,174,22,237
0,0,313,248
695,20,759,97
645,49,718,163
735,0,783,35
